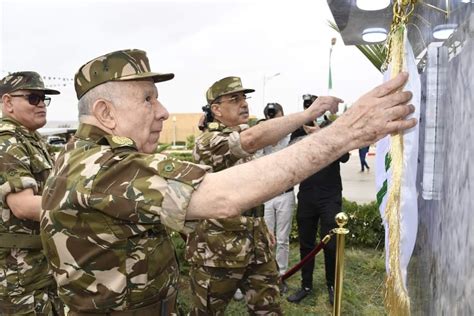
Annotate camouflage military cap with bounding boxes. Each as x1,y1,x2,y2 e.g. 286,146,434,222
74,49,175,99
206,76,255,105
0,71,60,97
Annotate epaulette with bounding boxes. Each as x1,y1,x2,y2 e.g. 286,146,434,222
207,122,222,132
102,135,137,150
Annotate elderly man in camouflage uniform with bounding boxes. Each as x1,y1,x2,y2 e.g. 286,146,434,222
0,72,64,315
40,49,207,315
39,48,417,315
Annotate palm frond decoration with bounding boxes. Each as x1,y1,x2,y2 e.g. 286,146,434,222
328,21,387,73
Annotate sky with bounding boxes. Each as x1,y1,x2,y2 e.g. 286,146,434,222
0,0,383,122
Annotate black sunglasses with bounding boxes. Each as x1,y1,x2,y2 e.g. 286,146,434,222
215,95,251,104
9,94,51,107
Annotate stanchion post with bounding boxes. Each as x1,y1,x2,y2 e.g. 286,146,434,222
333,212,349,316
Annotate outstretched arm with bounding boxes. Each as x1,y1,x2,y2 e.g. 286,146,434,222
187,72,416,219
240,96,342,153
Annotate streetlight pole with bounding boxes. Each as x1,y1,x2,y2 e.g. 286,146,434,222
172,116,177,147
262,72,281,108
328,37,336,95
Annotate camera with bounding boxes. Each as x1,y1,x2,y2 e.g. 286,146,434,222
199,104,214,131
265,103,277,118
302,94,318,109
264,102,282,119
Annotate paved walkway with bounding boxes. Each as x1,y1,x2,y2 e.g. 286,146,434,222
292,149,377,204
340,150,376,204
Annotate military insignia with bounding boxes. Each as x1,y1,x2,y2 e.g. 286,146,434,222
164,164,174,172
208,122,219,130
111,136,133,146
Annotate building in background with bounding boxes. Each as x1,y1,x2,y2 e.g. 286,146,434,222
161,113,202,145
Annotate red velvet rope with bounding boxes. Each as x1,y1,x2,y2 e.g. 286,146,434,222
281,233,333,281
179,231,332,283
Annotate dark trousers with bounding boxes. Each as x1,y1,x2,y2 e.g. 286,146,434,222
359,148,370,171
296,192,342,289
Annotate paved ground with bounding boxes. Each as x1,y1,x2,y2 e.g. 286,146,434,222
292,149,377,204
340,150,376,204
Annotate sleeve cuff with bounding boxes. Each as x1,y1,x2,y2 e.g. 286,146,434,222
228,129,252,159
0,176,38,203
160,179,199,234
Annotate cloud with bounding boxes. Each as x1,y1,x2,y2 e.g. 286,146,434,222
1,0,382,121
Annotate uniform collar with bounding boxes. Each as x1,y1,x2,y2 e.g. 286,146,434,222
206,121,249,133
75,123,138,150
1,117,42,140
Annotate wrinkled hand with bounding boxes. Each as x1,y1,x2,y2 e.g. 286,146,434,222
305,96,343,121
333,72,417,149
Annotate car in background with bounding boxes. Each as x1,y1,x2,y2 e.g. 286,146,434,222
47,135,67,147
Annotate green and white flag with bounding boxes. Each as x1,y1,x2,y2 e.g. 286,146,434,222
375,29,420,300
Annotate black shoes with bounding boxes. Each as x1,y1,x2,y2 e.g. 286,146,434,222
328,285,334,306
287,287,311,303
287,285,334,305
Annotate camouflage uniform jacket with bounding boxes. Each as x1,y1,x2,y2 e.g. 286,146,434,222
0,117,56,304
40,123,209,312
185,122,274,268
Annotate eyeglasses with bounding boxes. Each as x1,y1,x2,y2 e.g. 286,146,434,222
216,95,251,105
9,94,51,107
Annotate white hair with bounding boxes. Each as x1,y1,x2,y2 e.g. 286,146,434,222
77,81,126,118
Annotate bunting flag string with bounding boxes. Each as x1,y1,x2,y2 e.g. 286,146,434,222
0,69,74,88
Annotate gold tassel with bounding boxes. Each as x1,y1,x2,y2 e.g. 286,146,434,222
383,1,416,314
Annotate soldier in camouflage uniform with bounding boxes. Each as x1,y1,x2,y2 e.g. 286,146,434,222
39,49,211,315
39,48,417,315
186,76,348,315
0,72,64,315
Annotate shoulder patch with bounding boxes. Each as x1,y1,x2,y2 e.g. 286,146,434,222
102,135,137,150
207,122,221,131
157,158,208,186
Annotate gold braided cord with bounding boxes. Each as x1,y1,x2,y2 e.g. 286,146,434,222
384,25,410,315
383,1,416,315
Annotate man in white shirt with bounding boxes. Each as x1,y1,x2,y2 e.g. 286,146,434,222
258,102,295,293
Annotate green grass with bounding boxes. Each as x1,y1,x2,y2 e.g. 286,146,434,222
176,244,386,315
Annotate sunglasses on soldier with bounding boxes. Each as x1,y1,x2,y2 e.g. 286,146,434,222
8,93,51,107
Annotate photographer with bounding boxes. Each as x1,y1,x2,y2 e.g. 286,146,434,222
258,103,295,293
287,94,350,305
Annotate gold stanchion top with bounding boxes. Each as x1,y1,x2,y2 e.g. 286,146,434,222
335,212,348,227
334,212,349,235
